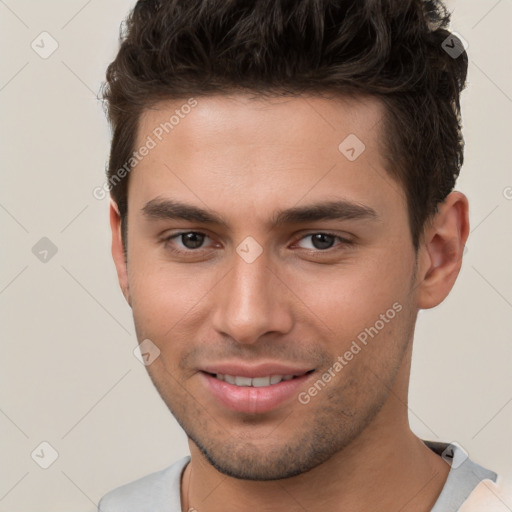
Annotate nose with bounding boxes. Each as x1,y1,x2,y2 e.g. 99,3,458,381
211,251,293,345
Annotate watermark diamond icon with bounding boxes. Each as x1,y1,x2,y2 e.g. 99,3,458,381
236,236,263,263
31,441,59,469
32,237,58,263
134,339,161,366
338,134,366,161
31,31,59,59
441,32,468,59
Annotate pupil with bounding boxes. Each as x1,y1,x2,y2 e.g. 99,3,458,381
312,233,334,250
182,233,204,249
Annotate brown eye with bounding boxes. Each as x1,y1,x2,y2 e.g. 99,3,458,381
296,233,346,251
310,233,336,250
164,231,213,254
179,232,206,249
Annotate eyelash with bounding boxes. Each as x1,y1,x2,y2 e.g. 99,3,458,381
162,231,353,256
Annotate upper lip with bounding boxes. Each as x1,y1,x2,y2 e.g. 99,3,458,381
200,362,314,378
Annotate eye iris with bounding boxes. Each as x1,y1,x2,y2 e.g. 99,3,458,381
182,232,204,249
312,233,335,250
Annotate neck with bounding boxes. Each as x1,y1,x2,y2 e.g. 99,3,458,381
181,348,449,512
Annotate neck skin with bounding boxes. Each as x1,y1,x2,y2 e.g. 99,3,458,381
180,344,450,512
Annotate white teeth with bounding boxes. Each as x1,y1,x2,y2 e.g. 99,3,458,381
252,376,271,387
235,376,252,387
215,374,297,387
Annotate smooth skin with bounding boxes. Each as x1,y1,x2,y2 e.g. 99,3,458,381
110,94,469,512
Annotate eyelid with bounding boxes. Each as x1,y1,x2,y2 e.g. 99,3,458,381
163,231,216,250
291,231,354,250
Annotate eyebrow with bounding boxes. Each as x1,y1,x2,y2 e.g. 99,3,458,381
141,197,379,228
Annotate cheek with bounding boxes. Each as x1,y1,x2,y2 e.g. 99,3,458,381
288,250,412,342
127,253,221,347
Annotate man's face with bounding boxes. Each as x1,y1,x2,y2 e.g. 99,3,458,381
116,94,421,479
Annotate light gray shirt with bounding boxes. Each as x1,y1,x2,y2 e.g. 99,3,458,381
98,441,497,512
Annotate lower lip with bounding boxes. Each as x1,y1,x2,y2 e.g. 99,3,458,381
200,372,313,414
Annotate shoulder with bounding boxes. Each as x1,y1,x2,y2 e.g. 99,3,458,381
98,456,190,512
458,474,512,512
425,440,509,512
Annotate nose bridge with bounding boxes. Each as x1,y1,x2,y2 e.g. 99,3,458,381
211,250,291,344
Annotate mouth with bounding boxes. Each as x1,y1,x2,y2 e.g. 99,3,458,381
205,372,313,387
199,366,315,414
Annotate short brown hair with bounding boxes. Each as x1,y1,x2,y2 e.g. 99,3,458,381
102,0,468,251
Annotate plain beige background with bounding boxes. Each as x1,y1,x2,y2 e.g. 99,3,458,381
1,1,511,511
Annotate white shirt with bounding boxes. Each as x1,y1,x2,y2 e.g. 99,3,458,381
98,441,510,512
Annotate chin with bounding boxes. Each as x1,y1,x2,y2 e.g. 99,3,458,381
186,423,356,481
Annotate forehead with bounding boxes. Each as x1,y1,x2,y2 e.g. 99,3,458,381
137,93,386,153
129,93,404,224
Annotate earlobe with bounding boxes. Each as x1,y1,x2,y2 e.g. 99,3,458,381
416,192,470,310
109,199,131,306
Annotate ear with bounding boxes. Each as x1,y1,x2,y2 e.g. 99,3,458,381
110,199,131,306
416,191,469,309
